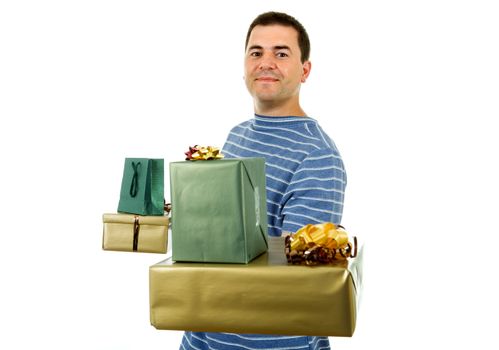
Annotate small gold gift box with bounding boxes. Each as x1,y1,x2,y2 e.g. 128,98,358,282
102,213,168,253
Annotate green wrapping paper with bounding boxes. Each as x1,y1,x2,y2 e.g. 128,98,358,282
149,236,363,336
169,158,268,263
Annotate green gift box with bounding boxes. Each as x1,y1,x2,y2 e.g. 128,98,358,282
118,158,164,216
169,158,268,263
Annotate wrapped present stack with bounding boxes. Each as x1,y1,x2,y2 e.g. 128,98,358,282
102,158,169,254
148,146,363,337
102,147,362,337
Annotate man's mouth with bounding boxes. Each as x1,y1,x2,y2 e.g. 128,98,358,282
256,77,279,82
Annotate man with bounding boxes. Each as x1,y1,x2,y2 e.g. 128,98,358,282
180,11,346,350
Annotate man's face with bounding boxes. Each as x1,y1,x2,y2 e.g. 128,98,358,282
244,24,311,106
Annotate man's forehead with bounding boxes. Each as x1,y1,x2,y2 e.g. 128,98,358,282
247,24,299,47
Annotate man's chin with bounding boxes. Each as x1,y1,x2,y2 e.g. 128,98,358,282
254,91,279,102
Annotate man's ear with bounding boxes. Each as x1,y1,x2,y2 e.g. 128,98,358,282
301,61,312,83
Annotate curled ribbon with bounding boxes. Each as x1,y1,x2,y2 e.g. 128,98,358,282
185,145,224,160
129,161,141,197
285,223,357,265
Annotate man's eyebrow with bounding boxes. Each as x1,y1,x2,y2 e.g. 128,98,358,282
274,45,291,51
247,45,292,51
248,45,263,51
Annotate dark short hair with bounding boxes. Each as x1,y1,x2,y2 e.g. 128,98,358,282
245,11,310,63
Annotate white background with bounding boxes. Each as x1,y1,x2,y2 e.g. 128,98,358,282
1,0,498,349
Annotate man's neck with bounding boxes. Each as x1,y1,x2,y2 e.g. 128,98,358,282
254,100,306,117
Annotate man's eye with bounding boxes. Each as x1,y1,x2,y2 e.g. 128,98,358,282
276,52,289,58
250,51,262,57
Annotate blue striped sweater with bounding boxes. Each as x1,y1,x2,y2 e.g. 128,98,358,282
180,114,347,350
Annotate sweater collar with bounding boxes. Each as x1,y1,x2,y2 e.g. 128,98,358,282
253,114,315,126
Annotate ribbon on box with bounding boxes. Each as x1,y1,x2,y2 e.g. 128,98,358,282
131,204,171,251
133,216,140,251
285,223,357,265
185,145,224,160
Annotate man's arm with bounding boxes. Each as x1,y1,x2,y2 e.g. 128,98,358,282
280,148,347,234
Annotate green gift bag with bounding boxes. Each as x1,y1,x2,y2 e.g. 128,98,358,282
117,158,164,216
170,158,268,263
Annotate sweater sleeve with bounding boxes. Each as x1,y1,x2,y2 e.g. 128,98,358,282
280,148,347,234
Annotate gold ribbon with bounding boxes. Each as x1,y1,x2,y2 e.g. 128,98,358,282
185,145,224,160
285,223,357,265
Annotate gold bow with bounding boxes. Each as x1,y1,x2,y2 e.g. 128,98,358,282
185,145,224,160
285,223,357,265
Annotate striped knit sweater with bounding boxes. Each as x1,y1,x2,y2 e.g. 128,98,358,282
180,114,347,350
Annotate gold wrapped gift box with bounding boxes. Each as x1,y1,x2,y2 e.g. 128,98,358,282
102,213,168,254
149,236,362,336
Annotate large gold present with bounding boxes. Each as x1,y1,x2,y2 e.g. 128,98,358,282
102,213,168,253
149,236,362,336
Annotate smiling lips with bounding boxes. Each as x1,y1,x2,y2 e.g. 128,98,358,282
256,76,279,82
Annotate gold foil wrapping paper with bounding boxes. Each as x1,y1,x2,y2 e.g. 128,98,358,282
102,213,168,253
149,236,363,336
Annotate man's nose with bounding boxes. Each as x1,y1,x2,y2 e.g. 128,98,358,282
258,52,277,70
